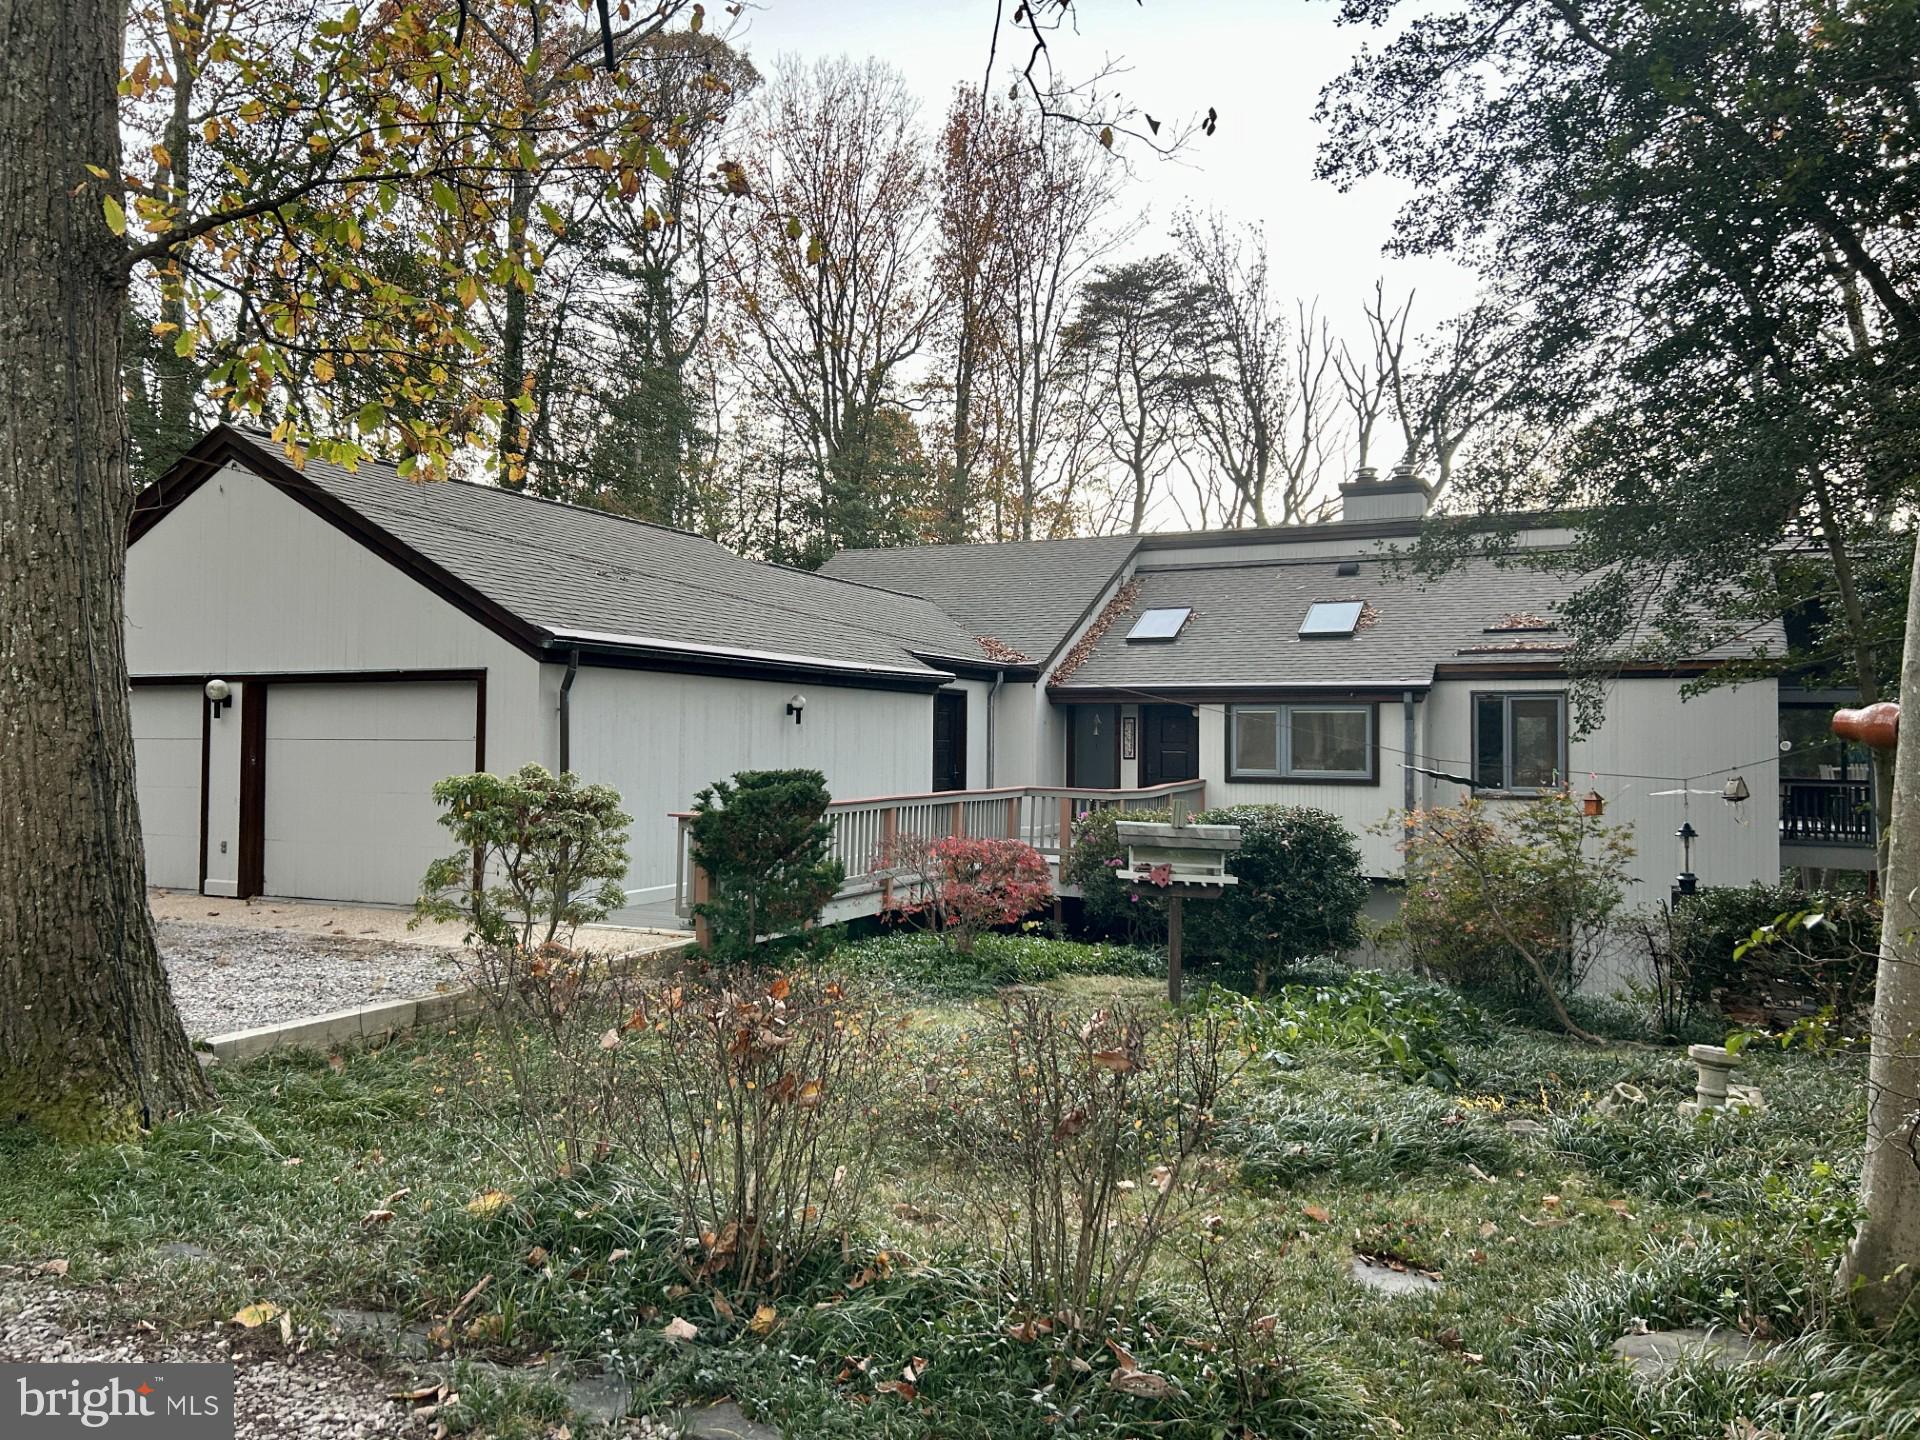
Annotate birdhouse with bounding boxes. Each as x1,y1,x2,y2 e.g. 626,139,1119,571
1113,820,1241,892
1721,775,1750,804
1581,789,1605,817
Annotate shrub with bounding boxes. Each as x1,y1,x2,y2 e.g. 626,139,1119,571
416,764,632,950
1188,805,1370,993
971,992,1238,1342
689,769,844,963
881,834,1053,952
1063,806,1170,944
1385,795,1634,1032
455,961,897,1302
1671,883,1878,1017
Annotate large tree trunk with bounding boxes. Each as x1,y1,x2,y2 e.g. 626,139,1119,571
1,0,208,1138
1838,535,1920,1324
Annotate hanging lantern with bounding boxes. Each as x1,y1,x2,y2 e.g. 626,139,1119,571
1581,789,1605,817
1720,775,1750,804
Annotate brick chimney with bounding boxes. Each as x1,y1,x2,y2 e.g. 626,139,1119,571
1340,460,1431,522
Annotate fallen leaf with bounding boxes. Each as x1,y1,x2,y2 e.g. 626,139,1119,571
35,1259,69,1277
465,1190,512,1218
749,1305,778,1335
662,1316,699,1343
1105,1336,1138,1371
526,1246,549,1267
1108,1369,1176,1399
599,1028,622,1051
463,1313,504,1343
1090,1049,1134,1073
362,1209,396,1227
1478,1221,1499,1239
1302,1204,1331,1224
1540,1194,1562,1211
607,1248,631,1263
232,1302,282,1328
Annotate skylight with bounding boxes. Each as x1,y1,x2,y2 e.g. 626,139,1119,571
1300,600,1365,638
1126,607,1193,643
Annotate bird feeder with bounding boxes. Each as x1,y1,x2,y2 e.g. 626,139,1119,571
1720,775,1750,804
1581,789,1605,817
1114,816,1242,1004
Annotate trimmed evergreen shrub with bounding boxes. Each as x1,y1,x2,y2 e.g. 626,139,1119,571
690,769,844,962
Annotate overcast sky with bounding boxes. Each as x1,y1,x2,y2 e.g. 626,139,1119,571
734,0,1479,347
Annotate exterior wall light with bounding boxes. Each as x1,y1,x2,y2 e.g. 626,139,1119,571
786,693,806,726
205,677,232,718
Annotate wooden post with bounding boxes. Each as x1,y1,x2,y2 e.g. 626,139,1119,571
691,861,712,952
880,807,898,908
1005,797,1019,839
1167,895,1184,1006
953,800,966,837
1059,797,1074,860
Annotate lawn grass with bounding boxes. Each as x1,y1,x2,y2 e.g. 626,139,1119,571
2,946,1915,1439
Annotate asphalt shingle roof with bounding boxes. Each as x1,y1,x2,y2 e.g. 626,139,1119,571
1055,551,1783,691
224,431,989,678
819,535,1141,664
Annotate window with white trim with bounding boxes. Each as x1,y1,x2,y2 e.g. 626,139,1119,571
1472,692,1567,791
1229,704,1374,781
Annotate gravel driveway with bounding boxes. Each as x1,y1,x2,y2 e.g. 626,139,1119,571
158,921,465,1040
0,1277,412,1438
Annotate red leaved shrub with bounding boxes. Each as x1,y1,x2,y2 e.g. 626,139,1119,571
881,835,1054,952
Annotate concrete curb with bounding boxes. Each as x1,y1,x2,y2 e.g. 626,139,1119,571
199,937,696,1061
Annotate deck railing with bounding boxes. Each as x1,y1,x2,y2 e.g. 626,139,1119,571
671,779,1207,922
1780,778,1875,846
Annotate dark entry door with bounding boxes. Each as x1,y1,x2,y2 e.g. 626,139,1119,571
933,691,968,791
1139,704,1199,787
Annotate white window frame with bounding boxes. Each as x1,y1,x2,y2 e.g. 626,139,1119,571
1471,691,1569,792
1229,703,1376,783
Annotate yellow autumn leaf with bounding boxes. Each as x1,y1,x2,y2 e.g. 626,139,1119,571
749,1304,778,1335
465,1189,512,1218
102,196,127,237
232,1301,281,1328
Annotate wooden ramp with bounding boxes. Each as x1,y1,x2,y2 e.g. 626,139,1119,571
669,780,1207,937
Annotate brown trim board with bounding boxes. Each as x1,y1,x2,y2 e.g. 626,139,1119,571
237,682,267,899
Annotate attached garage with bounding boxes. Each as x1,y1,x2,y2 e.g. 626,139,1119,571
130,685,204,891
253,678,482,905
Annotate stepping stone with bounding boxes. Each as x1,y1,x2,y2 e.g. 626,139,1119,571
324,1307,434,1358
1347,1254,1441,1297
566,1372,634,1427
680,1400,781,1439
154,1242,217,1261
1609,1327,1766,1379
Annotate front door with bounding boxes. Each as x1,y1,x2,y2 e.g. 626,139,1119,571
1139,704,1199,787
933,691,967,792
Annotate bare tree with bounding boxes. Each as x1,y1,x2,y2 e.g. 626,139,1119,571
1333,279,1411,473
723,55,938,559
1177,214,1342,527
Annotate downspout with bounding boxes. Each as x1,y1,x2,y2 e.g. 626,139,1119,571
1402,690,1417,812
986,668,1005,787
558,647,580,773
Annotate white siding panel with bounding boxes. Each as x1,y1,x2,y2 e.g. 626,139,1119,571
567,668,936,909
262,683,476,905
131,686,202,890
125,461,549,779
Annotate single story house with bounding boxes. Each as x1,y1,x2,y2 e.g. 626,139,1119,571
126,427,1846,936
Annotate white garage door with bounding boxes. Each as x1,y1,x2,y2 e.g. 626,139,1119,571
262,682,477,906
131,685,203,891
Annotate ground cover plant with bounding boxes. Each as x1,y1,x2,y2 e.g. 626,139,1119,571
2,942,1912,1440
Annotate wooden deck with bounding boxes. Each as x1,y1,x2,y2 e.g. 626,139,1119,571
670,780,1207,931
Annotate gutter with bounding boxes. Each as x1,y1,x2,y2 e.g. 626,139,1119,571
1402,688,1417,812
559,646,580,772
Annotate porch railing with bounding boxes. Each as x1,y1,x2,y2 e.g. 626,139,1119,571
672,779,1207,922
1780,778,1874,846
